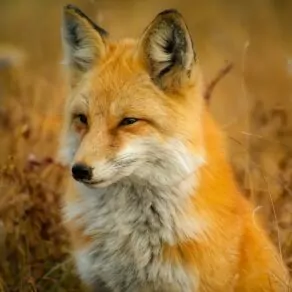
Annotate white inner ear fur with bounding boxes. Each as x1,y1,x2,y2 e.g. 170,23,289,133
62,13,106,72
144,18,195,81
149,26,174,75
62,28,98,71
69,36,97,69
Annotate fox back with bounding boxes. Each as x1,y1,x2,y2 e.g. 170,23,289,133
60,5,289,292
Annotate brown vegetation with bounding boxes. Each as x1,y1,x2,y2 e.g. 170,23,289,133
0,0,291,291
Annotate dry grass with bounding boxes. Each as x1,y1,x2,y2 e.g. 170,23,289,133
0,0,291,291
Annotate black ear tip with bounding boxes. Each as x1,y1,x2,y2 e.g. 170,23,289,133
157,9,183,18
63,3,108,38
64,4,75,11
64,4,78,10
64,4,83,15
64,4,74,9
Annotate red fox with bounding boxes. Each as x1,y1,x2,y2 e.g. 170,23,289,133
60,4,290,292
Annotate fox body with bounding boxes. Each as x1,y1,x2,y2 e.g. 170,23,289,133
60,5,289,292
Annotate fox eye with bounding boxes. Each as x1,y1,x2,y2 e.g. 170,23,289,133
74,114,88,125
119,118,138,126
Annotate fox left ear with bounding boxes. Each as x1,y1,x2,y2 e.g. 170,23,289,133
62,5,108,84
138,10,196,92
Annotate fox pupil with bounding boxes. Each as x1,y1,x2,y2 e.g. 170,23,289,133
120,118,138,126
77,114,87,125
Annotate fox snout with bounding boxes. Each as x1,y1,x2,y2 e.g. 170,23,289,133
71,163,93,182
71,158,127,187
71,162,108,187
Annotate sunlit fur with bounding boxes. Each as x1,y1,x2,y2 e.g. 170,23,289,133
60,5,289,292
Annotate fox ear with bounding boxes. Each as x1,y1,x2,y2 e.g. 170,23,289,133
138,10,195,92
62,5,108,82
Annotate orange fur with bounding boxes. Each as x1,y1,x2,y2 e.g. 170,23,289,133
161,113,289,291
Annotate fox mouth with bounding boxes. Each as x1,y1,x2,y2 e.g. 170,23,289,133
79,179,106,187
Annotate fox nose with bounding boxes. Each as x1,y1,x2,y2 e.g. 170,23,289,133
71,163,92,181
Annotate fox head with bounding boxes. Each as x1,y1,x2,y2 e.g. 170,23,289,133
60,5,205,188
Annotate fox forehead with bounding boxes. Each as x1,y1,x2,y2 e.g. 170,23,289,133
70,39,180,121
88,39,145,95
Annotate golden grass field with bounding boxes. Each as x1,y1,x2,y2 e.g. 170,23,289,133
0,0,291,291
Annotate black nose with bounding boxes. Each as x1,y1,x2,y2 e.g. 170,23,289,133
71,163,92,181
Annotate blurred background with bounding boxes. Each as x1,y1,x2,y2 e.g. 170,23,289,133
0,0,291,291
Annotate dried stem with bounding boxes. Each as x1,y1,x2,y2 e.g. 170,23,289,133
204,62,233,103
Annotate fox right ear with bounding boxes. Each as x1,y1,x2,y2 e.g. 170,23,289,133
138,10,196,92
62,5,108,83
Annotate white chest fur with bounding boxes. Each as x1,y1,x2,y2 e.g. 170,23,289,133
64,178,202,292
